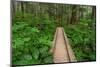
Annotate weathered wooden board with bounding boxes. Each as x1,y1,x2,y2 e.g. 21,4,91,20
50,27,77,63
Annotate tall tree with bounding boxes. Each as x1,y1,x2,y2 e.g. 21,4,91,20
91,6,96,20
70,5,77,24
12,0,16,16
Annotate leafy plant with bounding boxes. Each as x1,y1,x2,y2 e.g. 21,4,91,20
12,13,55,65
64,19,96,61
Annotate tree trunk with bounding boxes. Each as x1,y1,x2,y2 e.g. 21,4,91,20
12,0,16,16
21,2,24,17
91,6,96,20
70,5,77,24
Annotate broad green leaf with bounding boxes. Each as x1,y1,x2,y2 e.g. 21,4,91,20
24,38,31,42
31,27,39,33
31,48,39,59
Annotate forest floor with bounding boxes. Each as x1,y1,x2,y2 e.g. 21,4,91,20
53,27,70,63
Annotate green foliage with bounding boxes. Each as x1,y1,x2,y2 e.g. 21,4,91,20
12,13,55,65
31,27,40,33
12,3,96,64
64,19,96,61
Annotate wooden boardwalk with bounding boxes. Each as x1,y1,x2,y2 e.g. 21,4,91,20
51,27,76,63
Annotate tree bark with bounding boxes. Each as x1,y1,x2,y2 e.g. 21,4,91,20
91,6,96,20
70,5,77,24
12,0,16,16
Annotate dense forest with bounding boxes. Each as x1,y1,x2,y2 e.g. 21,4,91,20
12,1,96,65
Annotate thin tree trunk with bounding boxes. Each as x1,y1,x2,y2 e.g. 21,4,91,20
70,5,77,24
12,0,16,16
91,6,96,20
21,2,24,17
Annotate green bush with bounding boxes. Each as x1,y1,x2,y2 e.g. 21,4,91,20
64,20,96,61
12,13,55,65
